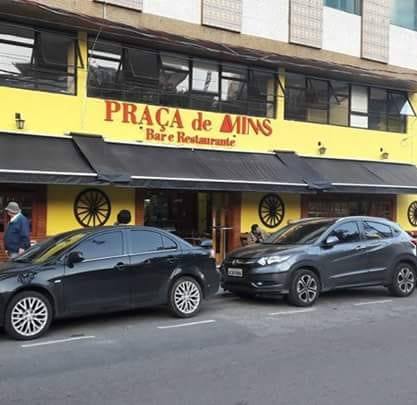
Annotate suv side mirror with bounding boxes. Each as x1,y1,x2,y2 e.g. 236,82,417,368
67,251,84,267
323,235,339,247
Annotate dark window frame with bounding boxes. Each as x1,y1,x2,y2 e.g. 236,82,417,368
285,71,409,134
87,37,277,118
0,21,83,95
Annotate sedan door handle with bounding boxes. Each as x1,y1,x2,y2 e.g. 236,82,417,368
167,256,177,264
354,245,365,251
114,262,127,271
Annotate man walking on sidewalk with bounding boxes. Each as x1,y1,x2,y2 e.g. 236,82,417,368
4,201,30,259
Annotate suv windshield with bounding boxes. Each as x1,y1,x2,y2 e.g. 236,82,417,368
264,220,335,245
14,232,88,265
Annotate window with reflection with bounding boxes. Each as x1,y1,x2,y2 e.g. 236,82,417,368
391,0,417,31
0,22,80,94
285,72,410,133
325,0,361,15
159,54,190,108
191,59,219,111
87,39,276,118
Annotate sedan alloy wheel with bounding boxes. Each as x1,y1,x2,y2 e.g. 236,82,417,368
5,291,52,340
169,277,202,318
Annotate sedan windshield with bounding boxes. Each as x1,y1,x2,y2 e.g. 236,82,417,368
264,220,335,245
14,232,88,265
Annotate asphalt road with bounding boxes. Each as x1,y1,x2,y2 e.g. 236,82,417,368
1,287,417,405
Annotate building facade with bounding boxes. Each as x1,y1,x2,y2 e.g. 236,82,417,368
1,0,417,262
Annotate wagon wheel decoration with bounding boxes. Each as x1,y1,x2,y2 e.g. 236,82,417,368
258,194,285,228
408,201,417,226
74,189,111,227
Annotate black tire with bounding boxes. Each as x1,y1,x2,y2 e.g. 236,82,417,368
388,262,416,297
4,291,53,340
288,269,320,307
168,277,202,318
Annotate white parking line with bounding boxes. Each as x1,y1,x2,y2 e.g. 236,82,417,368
268,308,316,316
354,299,393,307
157,320,216,330
21,335,96,348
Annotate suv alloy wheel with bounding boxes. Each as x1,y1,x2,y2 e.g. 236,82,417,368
288,269,320,307
389,263,416,297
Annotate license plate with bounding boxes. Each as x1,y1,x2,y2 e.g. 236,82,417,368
227,267,243,277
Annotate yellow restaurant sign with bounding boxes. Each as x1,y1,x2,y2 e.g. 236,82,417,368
104,100,273,148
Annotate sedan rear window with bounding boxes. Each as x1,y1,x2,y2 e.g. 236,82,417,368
130,230,163,254
264,220,335,245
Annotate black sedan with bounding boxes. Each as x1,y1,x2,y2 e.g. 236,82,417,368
221,217,417,306
0,226,219,340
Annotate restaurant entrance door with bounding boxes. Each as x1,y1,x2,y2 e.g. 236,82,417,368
143,190,241,264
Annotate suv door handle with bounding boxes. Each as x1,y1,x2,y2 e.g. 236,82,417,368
354,245,365,251
114,262,127,271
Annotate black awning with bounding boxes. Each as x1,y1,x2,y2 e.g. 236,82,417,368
275,152,332,191
72,134,130,184
303,157,417,194
0,132,98,185
107,143,311,192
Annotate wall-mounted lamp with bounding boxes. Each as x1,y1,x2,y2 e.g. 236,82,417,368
15,113,25,130
380,147,389,160
318,142,327,155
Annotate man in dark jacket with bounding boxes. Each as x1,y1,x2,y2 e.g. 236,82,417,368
4,201,30,259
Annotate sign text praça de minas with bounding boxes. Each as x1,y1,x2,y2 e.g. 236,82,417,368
104,100,273,147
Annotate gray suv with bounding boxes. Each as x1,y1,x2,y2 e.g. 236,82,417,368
221,217,417,306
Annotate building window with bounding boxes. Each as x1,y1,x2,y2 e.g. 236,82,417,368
325,0,361,15
302,195,394,220
0,22,80,95
159,54,190,109
88,39,276,118
191,59,220,112
285,72,410,133
391,0,417,31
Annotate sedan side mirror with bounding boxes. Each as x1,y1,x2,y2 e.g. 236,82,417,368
200,239,213,249
67,251,84,267
323,235,339,247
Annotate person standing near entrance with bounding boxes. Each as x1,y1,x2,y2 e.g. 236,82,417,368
247,224,268,245
3,202,30,259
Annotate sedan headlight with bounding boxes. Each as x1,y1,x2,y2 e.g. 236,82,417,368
257,255,290,266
